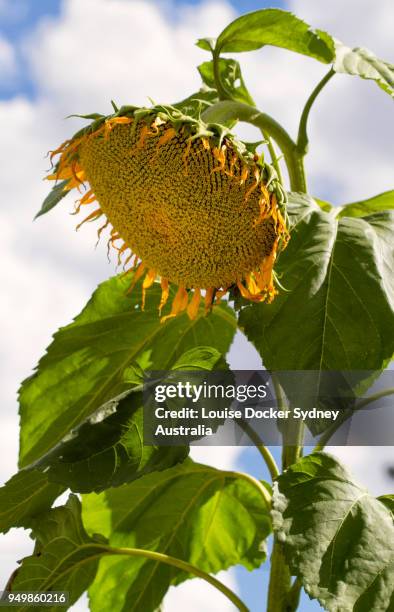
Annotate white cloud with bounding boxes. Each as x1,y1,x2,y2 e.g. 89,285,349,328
25,0,235,114
290,0,394,57
164,569,237,612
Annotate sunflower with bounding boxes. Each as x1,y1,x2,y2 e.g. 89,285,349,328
47,104,289,321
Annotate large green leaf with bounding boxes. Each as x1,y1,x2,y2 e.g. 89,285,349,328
32,347,224,493
272,453,394,611
213,9,335,62
337,189,394,218
83,461,271,612
33,390,187,493
0,470,64,534
19,275,236,467
239,193,394,371
10,495,104,611
200,9,393,99
334,41,394,97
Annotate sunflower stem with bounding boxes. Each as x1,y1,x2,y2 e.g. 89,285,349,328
267,376,305,611
267,538,292,612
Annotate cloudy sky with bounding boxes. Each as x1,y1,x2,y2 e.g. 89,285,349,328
1,1,393,610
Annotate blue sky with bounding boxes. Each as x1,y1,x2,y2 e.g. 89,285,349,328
0,0,61,97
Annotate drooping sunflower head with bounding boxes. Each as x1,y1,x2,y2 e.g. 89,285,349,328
47,104,289,321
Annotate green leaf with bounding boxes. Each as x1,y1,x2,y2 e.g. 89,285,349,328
83,461,271,612
19,274,236,467
0,470,64,534
337,189,394,218
198,58,254,106
239,193,394,371
32,347,223,493
314,196,332,213
171,346,224,370
33,390,188,493
173,87,219,118
378,494,394,518
196,37,216,52
11,495,104,610
67,112,105,121
334,41,394,97
215,9,335,63
272,452,394,611
34,180,70,219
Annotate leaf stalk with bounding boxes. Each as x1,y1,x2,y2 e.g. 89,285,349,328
314,386,394,451
236,418,280,480
105,545,249,612
296,68,335,156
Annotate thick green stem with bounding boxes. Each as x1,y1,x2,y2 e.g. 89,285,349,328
267,538,292,612
105,545,249,612
201,101,307,192
296,68,335,156
267,376,305,611
282,418,304,471
271,376,303,470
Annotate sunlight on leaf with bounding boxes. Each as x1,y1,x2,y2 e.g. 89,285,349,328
83,461,271,612
19,274,236,468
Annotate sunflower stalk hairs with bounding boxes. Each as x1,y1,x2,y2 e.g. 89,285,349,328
46,104,289,322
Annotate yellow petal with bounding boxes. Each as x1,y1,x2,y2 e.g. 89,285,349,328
187,288,201,320
75,208,102,230
215,288,228,303
127,262,146,294
141,269,156,310
159,278,170,315
161,286,188,323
